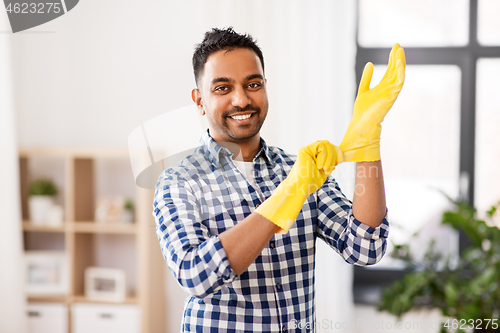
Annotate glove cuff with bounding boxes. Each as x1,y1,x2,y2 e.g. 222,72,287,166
254,178,309,234
339,140,380,162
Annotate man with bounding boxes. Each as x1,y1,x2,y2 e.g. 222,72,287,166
153,27,405,332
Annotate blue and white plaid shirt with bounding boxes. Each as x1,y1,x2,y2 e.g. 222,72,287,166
153,131,389,332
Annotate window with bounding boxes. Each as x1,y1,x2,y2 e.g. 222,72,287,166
376,65,461,268
354,0,500,304
475,59,500,218
358,0,469,47
477,0,500,46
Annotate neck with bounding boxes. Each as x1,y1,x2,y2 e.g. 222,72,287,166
235,135,261,162
214,134,261,162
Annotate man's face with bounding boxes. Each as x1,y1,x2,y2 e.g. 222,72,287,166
194,48,268,144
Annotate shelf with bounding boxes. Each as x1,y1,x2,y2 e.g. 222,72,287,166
23,222,66,233
27,295,139,305
22,222,138,234
71,295,138,305
28,295,68,303
19,147,130,159
20,147,165,333
71,222,137,234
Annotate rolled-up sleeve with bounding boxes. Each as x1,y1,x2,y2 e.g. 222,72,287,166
316,175,389,266
153,169,238,298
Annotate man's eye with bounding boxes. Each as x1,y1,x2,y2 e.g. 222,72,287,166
247,82,261,89
214,86,229,92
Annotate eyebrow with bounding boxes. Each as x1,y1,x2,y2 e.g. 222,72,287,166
245,74,264,81
211,74,264,86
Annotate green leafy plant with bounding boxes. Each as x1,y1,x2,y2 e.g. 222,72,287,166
124,199,134,211
378,198,500,333
28,178,58,196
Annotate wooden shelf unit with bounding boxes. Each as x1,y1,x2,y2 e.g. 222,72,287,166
20,148,166,333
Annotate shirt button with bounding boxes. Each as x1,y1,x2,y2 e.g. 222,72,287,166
276,283,281,290
256,204,260,208
282,325,287,332
270,242,275,249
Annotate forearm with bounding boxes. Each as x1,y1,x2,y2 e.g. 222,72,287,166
219,212,279,275
220,141,341,275
352,160,387,229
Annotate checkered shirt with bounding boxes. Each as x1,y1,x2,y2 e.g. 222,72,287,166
153,131,389,332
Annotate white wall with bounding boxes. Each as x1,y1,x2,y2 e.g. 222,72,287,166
0,8,27,333
13,0,356,153
13,0,203,148
11,1,357,332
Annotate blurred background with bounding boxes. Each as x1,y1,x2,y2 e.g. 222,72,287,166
1,0,499,332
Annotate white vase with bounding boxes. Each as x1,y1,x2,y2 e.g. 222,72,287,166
29,196,54,225
121,210,134,224
46,205,64,226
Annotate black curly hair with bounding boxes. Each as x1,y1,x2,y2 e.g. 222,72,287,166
192,27,265,87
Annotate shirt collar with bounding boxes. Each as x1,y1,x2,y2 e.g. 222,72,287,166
199,130,275,167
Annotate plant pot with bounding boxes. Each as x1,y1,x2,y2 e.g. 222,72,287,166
121,210,134,224
29,196,54,225
46,205,64,226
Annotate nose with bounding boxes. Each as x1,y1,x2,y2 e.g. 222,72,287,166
231,86,251,109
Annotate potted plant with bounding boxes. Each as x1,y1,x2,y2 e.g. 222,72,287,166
122,199,135,224
28,178,58,225
378,198,500,333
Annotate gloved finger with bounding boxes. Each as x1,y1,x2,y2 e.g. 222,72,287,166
357,62,374,95
314,141,327,170
381,44,400,82
386,62,400,85
386,47,406,85
300,142,322,170
299,145,313,165
321,141,336,173
386,48,405,85
395,59,405,87
396,46,406,69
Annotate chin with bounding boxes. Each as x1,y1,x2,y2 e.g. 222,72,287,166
229,131,260,142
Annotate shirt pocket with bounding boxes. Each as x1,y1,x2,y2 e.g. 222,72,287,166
276,223,315,257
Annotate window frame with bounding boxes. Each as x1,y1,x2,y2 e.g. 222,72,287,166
353,0,500,304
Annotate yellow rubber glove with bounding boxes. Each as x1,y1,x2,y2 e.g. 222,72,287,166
255,141,342,234
339,43,406,162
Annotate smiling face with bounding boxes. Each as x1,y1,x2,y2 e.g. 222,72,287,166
192,47,268,146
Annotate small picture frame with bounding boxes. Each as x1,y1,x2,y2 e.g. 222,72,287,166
85,267,126,302
24,251,69,296
95,197,134,224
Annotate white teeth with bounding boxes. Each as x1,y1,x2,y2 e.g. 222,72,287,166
230,114,252,120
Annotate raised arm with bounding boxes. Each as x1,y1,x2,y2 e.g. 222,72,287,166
340,44,406,228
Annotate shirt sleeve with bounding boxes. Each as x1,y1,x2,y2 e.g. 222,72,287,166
153,169,238,298
315,175,389,266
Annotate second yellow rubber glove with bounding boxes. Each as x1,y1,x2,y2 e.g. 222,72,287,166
339,43,406,162
255,140,342,234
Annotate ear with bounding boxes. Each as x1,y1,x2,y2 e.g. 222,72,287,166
192,88,205,115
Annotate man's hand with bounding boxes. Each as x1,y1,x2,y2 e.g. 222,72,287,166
289,141,339,195
255,140,340,233
339,43,406,162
